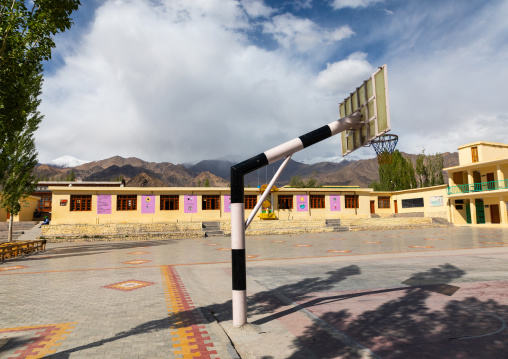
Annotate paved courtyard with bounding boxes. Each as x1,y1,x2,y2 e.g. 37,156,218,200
1,226,508,358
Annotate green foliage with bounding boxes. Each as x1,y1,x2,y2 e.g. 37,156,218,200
0,1,80,241
204,178,210,187
289,175,305,187
415,149,445,187
371,150,417,191
288,173,322,188
197,179,201,187
372,149,445,191
0,69,41,216
66,168,76,181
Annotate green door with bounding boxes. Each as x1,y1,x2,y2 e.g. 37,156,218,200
466,203,471,224
475,199,485,224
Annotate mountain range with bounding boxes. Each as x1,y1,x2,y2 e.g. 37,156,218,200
34,152,460,188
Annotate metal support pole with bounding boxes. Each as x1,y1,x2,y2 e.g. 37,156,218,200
230,111,361,327
245,155,292,229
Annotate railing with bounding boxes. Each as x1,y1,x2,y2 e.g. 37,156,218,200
447,179,508,195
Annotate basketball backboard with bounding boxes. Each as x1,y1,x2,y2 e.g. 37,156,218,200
340,65,391,156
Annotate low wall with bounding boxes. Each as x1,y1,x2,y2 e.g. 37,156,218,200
220,219,327,231
341,217,433,227
41,222,202,236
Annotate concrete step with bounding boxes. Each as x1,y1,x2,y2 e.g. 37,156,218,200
332,226,349,232
325,219,341,227
204,230,225,238
202,221,221,230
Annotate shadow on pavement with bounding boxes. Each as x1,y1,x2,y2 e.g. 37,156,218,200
285,263,508,359
37,263,508,359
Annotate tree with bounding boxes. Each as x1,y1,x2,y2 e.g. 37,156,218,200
0,0,80,240
0,67,41,241
1,1,81,155
204,178,210,187
415,150,429,188
289,175,305,187
414,150,445,188
66,169,76,181
371,150,417,191
289,173,322,188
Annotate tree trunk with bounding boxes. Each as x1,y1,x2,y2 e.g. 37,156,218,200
8,213,13,242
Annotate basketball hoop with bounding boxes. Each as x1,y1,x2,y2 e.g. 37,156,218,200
370,134,398,165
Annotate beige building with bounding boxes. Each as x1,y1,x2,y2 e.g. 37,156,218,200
27,140,508,230
48,185,448,225
445,141,508,225
0,196,40,222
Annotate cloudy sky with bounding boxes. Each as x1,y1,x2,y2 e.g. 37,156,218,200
37,0,508,165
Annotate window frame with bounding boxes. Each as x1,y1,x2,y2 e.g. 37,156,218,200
160,195,179,211
278,195,293,210
70,195,92,211
202,195,220,210
310,195,325,209
378,196,391,209
471,146,479,163
117,195,137,211
345,195,359,209
244,195,258,210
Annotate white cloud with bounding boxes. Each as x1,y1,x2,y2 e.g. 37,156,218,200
262,13,354,52
314,52,374,94
38,0,353,164
240,0,275,18
330,0,382,10
385,1,508,155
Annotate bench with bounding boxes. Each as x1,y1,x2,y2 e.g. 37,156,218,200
0,240,47,261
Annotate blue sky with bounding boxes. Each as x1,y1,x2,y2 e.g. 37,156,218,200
37,0,508,165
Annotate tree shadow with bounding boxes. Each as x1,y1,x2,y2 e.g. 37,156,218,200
1,239,183,263
25,262,507,359
286,263,508,359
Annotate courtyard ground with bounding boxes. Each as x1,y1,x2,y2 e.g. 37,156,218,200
1,226,507,358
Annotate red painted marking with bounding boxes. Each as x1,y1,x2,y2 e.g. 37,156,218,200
327,250,352,253
409,245,434,249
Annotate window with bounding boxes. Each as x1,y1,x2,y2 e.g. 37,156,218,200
278,195,293,210
244,195,257,210
70,195,92,211
36,192,52,212
117,195,137,211
160,195,179,210
310,195,325,209
202,195,220,210
378,196,390,208
401,198,424,208
345,195,359,209
471,146,479,163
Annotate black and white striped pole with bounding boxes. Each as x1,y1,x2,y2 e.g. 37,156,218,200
230,111,362,327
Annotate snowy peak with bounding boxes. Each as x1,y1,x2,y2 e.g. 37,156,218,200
47,155,90,168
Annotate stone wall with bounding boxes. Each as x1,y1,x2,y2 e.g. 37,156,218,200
41,222,202,236
341,217,433,227
220,219,327,231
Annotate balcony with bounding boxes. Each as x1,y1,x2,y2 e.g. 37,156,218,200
447,179,508,195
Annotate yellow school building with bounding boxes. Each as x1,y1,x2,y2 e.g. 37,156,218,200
9,141,508,240
445,141,508,225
